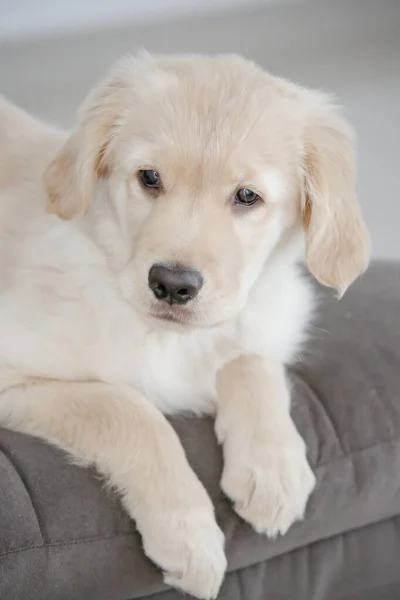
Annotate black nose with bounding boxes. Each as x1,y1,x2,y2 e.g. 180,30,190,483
148,264,204,305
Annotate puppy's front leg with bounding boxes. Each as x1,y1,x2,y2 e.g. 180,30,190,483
216,356,315,537
0,381,226,599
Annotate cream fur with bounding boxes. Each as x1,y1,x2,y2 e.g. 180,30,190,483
0,53,370,599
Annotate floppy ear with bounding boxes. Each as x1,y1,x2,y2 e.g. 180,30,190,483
303,101,370,295
43,82,116,220
44,127,109,220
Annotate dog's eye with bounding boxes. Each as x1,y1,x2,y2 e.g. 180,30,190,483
139,169,160,189
234,188,260,207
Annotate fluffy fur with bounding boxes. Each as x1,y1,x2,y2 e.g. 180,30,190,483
0,53,370,599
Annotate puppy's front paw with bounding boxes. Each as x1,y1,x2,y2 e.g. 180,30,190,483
136,503,226,599
221,434,315,538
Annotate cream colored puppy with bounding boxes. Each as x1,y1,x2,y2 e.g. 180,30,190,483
0,53,369,599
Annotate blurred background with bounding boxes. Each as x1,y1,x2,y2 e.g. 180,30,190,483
1,0,399,259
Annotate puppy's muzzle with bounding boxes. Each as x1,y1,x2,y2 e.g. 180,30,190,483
148,264,204,305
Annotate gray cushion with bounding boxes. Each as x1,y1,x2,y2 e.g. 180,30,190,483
1,260,400,600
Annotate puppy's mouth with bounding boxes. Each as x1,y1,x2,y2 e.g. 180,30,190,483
150,305,193,326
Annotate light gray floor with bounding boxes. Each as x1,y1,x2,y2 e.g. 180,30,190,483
1,0,399,259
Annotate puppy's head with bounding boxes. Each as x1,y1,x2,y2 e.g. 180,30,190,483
44,53,370,327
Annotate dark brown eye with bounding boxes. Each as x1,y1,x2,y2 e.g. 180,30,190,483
140,169,160,188
234,188,260,206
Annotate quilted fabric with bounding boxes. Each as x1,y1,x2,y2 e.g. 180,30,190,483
1,260,400,600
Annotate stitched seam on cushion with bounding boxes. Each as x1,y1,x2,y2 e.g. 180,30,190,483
0,443,44,545
237,565,246,600
316,435,400,469
291,370,346,457
0,532,134,558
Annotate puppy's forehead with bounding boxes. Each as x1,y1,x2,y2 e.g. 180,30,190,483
120,57,300,161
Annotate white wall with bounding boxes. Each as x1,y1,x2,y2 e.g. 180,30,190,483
0,0,286,41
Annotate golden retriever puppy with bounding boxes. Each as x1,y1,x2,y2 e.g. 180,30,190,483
0,53,369,599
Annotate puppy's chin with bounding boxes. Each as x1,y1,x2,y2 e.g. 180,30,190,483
146,298,244,330
151,309,191,326
149,305,204,329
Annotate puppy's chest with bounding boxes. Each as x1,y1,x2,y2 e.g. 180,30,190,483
100,323,238,415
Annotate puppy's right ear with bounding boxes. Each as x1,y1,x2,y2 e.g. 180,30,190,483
43,121,110,220
43,60,129,220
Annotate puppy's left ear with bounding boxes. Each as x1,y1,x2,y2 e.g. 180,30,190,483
303,100,370,295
